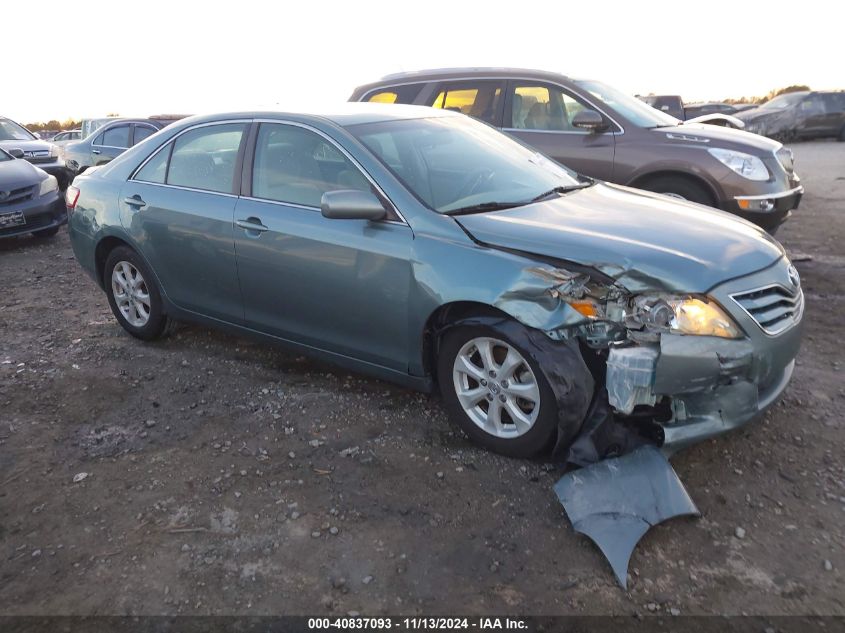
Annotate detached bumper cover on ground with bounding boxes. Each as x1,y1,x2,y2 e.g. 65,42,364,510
555,445,700,588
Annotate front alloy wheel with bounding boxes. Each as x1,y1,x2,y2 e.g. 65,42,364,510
452,336,541,439
438,323,565,458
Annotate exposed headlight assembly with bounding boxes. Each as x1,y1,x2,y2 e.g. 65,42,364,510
628,295,741,339
39,175,58,197
708,148,769,181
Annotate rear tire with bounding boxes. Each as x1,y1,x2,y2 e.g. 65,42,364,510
437,322,564,458
104,246,172,341
640,175,715,207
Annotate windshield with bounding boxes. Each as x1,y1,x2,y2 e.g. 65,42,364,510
348,115,583,214
575,80,680,128
759,93,807,110
0,118,36,142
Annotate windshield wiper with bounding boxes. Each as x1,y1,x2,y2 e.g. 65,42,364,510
530,182,592,202
443,201,525,216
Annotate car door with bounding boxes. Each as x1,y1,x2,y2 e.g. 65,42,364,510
120,121,248,323
91,123,131,164
820,94,845,138
233,121,413,371
503,81,616,180
795,94,826,138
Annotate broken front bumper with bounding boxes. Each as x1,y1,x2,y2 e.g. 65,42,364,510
606,259,804,453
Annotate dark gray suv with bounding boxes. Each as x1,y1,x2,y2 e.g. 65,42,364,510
350,68,803,232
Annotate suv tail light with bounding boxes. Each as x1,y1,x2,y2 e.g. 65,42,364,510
65,186,80,214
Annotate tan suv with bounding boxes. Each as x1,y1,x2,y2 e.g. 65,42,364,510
350,68,803,233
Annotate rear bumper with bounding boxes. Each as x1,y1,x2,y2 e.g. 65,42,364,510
0,192,66,239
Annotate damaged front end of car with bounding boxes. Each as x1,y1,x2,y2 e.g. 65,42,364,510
489,256,804,458
482,256,803,587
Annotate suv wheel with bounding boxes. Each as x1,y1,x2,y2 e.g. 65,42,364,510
641,175,714,207
437,323,562,458
104,246,172,341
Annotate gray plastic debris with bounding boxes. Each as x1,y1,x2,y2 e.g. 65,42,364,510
554,445,699,588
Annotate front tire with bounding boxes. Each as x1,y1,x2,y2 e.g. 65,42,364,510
437,323,562,458
104,246,172,341
640,175,715,207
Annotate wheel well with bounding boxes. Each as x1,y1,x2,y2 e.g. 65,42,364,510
421,301,512,380
629,170,718,206
95,236,131,288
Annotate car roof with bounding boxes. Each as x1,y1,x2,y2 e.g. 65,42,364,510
353,67,573,95
169,103,458,129
378,67,571,82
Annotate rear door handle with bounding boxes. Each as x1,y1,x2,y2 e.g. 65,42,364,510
123,195,146,209
236,218,269,233
92,149,101,155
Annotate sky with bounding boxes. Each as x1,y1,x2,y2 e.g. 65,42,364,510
5,0,840,124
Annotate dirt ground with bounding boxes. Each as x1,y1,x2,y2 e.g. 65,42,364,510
1,141,843,617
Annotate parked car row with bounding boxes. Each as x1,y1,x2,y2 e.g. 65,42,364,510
1,116,71,190
639,95,755,120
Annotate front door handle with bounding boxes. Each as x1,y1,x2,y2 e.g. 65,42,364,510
123,195,146,209
92,149,101,155
236,217,269,233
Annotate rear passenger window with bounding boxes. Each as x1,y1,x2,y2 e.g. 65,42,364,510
365,84,424,104
252,123,370,208
100,125,130,148
133,125,156,145
429,81,503,124
135,145,172,184
166,124,245,193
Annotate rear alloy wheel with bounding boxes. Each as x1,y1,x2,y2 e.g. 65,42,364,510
104,246,172,341
642,176,714,207
437,324,561,457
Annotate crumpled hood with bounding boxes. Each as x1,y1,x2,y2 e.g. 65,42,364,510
455,183,785,293
0,157,45,190
652,122,781,152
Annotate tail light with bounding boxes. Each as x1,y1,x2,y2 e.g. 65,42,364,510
65,186,80,214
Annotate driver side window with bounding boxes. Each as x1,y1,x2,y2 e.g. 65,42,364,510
511,85,587,131
252,124,371,208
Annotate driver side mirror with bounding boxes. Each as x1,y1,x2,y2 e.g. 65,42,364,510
8,148,25,159
321,189,387,221
572,110,608,132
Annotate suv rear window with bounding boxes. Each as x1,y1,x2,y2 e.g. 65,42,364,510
365,84,424,104
428,81,504,124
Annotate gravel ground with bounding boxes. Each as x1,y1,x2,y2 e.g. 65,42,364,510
0,141,843,617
